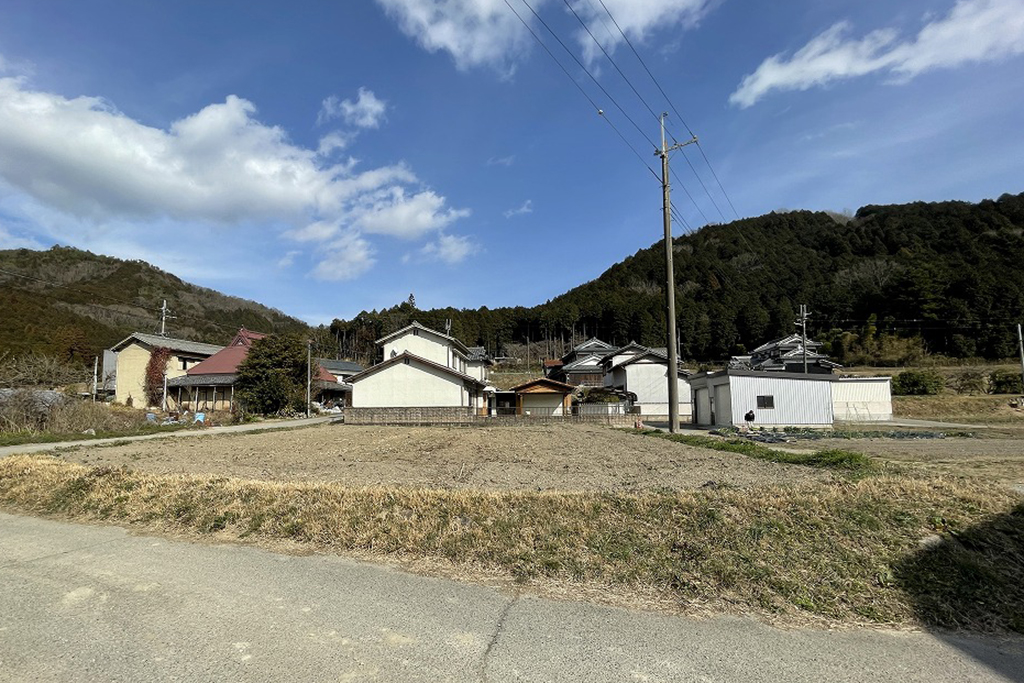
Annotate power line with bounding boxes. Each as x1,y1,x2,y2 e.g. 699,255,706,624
595,0,741,220
516,0,658,150
502,0,660,183
561,0,661,123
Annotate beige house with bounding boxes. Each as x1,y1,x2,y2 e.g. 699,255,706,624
350,322,491,413
109,332,223,408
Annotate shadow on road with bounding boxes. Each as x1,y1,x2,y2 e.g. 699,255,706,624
894,502,1024,681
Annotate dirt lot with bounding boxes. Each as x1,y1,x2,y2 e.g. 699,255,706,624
52,423,833,491
785,430,1024,484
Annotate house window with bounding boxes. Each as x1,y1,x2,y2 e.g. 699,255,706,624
756,395,775,409
413,328,419,336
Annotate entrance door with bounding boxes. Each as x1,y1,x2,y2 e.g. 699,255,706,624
714,384,732,426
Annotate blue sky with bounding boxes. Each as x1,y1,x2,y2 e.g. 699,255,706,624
1,0,1022,324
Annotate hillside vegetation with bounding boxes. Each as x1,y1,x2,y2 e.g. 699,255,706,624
0,246,308,363
332,191,1024,365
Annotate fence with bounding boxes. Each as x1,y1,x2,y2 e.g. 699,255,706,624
345,406,633,427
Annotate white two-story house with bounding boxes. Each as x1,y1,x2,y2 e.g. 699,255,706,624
600,343,693,420
348,322,492,414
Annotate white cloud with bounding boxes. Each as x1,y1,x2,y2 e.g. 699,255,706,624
353,187,471,239
0,74,470,280
375,0,714,71
374,0,540,71
486,154,515,167
312,232,376,281
317,130,353,156
419,233,478,264
503,199,532,218
277,250,301,268
731,0,1024,108
572,0,714,65
318,87,388,128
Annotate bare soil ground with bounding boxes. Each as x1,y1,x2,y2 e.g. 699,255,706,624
52,423,832,491
785,429,1024,485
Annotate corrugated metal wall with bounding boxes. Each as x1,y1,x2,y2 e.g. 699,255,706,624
730,375,834,426
833,378,893,421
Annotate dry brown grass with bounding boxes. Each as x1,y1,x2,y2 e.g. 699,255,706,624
894,395,1024,424
2,455,1021,632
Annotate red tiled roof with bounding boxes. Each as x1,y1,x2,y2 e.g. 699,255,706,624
186,329,337,381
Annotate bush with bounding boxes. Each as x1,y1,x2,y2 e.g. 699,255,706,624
948,368,986,395
892,370,944,396
0,390,149,434
988,369,1024,395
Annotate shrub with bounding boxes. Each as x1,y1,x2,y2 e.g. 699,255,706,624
892,370,944,396
988,369,1024,395
144,347,173,408
948,368,986,395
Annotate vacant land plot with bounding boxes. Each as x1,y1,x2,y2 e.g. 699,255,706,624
50,423,833,491
783,431,1024,485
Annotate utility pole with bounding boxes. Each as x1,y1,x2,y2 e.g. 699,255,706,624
92,356,98,402
657,113,697,433
796,304,810,374
306,340,312,419
1017,323,1024,394
159,299,175,337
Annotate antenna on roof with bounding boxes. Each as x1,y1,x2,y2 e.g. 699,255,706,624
159,299,176,337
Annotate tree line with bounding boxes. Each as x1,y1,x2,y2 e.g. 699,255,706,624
330,192,1024,366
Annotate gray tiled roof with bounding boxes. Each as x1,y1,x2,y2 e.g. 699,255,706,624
112,332,223,357
167,373,237,387
317,358,364,375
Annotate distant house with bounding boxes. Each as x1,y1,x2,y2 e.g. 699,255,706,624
730,334,841,374
317,358,364,383
349,322,491,414
109,332,223,407
545,338,616,386
167,329,351,412
508,378,575,417
600,343,692,420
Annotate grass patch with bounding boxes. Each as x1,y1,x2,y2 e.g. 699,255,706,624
0,423,195,447
1,455,1021,631
630,430,876,473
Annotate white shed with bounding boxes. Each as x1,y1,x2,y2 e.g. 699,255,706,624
688,370,894,428
689,369,836,427
832,377,893,422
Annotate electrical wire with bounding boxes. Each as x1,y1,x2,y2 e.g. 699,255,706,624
595,0,742,219
503,0,660,183
517,0,658,150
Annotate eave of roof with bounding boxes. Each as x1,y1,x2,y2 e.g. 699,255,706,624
111,332,223,357
509,378,577,393
167,373,238,388
346,351,485,387
375,321,470,356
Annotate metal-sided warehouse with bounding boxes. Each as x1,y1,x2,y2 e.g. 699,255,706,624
688,369,892,428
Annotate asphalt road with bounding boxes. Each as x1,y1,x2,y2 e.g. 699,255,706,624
1,512,1022,682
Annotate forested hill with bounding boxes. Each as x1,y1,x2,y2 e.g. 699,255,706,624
0,246,308,362
331,191,1024,365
